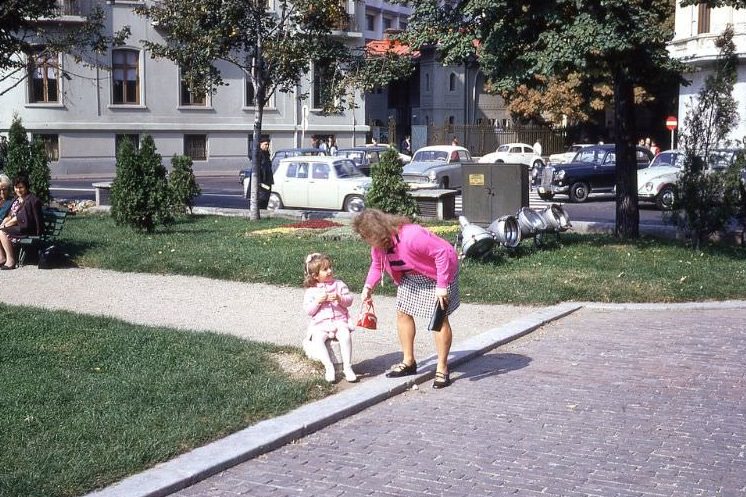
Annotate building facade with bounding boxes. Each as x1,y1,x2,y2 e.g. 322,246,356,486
670,3,746,142
0,0,368,176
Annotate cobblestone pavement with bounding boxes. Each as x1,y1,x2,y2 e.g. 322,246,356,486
171,307,746,497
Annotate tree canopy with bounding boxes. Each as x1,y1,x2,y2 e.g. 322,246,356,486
137,0,411,220
0,0,129,97
401,0,682,239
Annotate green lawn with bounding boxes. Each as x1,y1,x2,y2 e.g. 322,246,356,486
61,212,746,303
0,304,330,497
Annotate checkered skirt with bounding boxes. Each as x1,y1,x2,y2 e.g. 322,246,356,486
396,272,460,319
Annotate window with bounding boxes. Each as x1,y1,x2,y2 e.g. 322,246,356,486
312,163,330,179
382,17,392,31
312,63,335,109
425,73,430,92
246,76,258,106
366,14,375,31
33,134,59,161
449,72,457,92
697,3,711,34
180,70,206,106
400,20,407,30
115,134,140,152
184,134,207,160
112,49,140,104
28,50,59,103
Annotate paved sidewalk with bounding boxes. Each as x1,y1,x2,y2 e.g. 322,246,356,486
167,305,746,497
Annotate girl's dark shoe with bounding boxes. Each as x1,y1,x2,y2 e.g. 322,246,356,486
1,265,15,270
385,361,417,378
432,371,451,389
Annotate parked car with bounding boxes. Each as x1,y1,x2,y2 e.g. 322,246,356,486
334,145,411,175
402,145,472,190
265,156,370,213
537,144,653,202
479,142,544,169
547,144,594,165
238,147,324,183
638,148,743,210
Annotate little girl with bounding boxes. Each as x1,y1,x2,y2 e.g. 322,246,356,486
303,252,358,383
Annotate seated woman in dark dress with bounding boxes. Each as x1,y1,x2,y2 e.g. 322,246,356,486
0,176,44,269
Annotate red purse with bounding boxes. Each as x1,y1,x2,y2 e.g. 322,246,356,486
356,298,377,330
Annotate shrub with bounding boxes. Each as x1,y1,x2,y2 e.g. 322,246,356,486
674,26,743,249
3,114,51,203
110,135,173,232
365,148,418,217
169,154,201,214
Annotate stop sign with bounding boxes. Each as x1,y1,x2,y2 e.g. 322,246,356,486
665,116,678,131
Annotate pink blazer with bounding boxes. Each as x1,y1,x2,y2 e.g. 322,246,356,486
364,223,458,290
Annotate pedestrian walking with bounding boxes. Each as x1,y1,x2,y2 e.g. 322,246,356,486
353,209,460,389
254,137,274,209
533,139,542,157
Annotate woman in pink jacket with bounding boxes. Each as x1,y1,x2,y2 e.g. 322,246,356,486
353,209,459,389
303,253,358,383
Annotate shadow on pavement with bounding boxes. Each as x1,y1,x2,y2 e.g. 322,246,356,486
456,352,532,383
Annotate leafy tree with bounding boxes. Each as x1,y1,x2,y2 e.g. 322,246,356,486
0,0,129,97
401,0,681,239
136,0,411,221
3,114,51,203
111,136,172,232
169,154,201,215
675,26,744,249
366,149,419,218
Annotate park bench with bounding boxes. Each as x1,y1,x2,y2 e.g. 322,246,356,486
12,208,68,267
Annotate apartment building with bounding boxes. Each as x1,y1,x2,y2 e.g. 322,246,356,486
0,0,368,176
670,3,746,141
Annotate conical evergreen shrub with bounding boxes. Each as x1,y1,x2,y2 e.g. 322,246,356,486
169,154,201,214
111,135,173,232
365,148,419,217
4,115,51,203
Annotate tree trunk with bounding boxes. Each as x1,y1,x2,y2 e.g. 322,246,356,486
613,66,639,240
249,19,264,222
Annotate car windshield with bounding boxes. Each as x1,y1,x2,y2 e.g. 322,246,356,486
574,148,607,164
649,152,682,169
413,150,448,162
333,160,365,178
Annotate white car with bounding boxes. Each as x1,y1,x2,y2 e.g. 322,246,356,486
261,156,371,213
637,150,682,210
479,142,544,168
547,144,594,165
402,145,472,189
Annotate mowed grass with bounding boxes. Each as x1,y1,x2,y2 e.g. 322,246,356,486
0,304,331,497
61,213,746,303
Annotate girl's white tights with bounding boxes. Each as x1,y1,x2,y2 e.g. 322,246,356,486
311,326,357,383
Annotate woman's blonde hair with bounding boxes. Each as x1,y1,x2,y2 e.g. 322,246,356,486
303,252,333,287
352,209,411,250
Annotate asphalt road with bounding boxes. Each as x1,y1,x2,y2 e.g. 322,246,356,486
50,176,671,225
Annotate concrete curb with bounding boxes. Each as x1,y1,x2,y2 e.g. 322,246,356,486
82,303,581,497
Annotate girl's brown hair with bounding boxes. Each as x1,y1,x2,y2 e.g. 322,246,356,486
303,252,332,287
352,209,411,250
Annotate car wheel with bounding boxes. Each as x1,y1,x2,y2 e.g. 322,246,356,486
267,193,283,211
538,191,554,201
496,159,505,163
344,195,365,213
569,182,590,203
655,185,675,210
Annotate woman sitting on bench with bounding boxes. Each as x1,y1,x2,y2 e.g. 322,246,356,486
0,176,44,270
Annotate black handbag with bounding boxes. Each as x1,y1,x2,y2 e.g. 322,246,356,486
428,299,446,332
